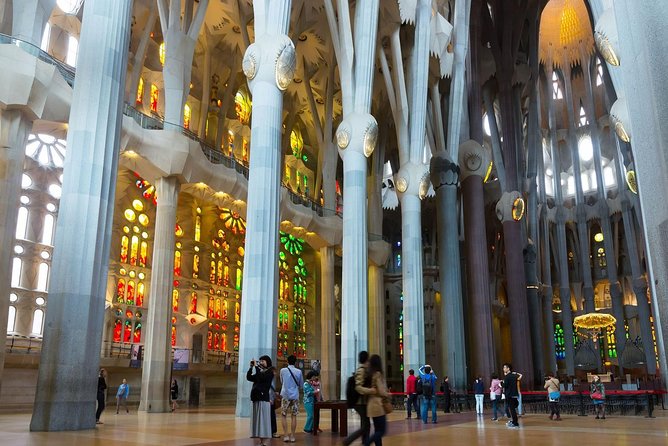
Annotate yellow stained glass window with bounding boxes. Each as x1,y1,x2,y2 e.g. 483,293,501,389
136,78,144,104
159,42,166,66
130,235,139,266
234,89,251,125
172,289,179,312
195,215,201,242
290,128,303,158
184,104,191,129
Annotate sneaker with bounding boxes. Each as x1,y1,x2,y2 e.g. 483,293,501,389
491,418,498,421
508,423,520,429
506,421,513,427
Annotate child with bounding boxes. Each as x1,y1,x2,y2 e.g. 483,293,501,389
303,371,320,433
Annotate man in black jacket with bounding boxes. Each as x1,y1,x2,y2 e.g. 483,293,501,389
501,363,522,429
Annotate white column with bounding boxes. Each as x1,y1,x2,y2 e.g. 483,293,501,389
30,0,132,431
139,176,180,413
11,0,55,46
235,0,294,417
319,246,336,400
399,191,425,372
0,110,31,392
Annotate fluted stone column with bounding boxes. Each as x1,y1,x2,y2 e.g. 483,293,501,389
0,110,31,391
430,154,467,389
30,0,132,431
459,141,495,382
11,0,55,46
139,176,180,413
319,246,337,400
235,0,294,417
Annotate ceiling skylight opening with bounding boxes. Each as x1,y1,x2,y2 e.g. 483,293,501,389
578,135,593,162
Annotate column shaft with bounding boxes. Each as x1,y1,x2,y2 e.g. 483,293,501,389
401,193,425,372
30,0,132,431
319,247,337,400
368,264,386,359
139,176,180,413
0,110,31,392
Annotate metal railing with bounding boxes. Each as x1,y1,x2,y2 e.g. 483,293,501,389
3,33,342,218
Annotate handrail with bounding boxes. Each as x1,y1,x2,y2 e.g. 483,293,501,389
3,33,342,219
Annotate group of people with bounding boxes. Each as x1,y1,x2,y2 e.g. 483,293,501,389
342,351,392,446
246,354,324,446
94,369,131,425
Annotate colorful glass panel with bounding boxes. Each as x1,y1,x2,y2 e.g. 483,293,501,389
133,322,142,343
120,236,129,263
136,282,145,307
124,320,132,342
555,323,565,360
172,289,179,312
117,279,125,303
126,281,135,306
130,235,139,266
113,319,122,342
136,78,144,104
139,241,148,267
150,84,159,112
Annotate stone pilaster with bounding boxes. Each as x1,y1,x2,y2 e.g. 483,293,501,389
139,176,180,413
235,1,294,416
30,0,132,431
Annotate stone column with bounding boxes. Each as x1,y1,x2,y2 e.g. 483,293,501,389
319,246,337,400
139,176,180,413
368,264,386,358
395,166,427,372
0,110,31,391
11,0,55,46
30,0,132,431
235,0,294,416
459,141,495,383
430,154,467,390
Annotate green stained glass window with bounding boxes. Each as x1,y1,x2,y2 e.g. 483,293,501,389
555,323,565,360
297,258,304,267
279,251,286,261
607,327,617,358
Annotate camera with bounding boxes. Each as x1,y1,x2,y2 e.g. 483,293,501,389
250,360,256,366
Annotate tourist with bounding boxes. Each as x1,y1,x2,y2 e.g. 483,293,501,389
360,355,390,446
95,368,107,425
115,378,130,414
474,375,485,415
489,373,502,421
171,379,179,412
544,372,561,420
590,375,606,419
279,354,304,442
406,369,420,418
501,363,521,429
247,355,275,446
343,351,371,446
440,376,451,414
303,371,319,433
418,364,438,424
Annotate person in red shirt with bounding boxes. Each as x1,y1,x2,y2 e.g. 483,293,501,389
405,369,420,419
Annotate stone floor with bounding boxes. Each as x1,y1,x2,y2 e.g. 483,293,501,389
0,407,666,446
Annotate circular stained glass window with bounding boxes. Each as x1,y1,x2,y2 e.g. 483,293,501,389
132,199,144,212
124,209,136,222
138,214,149,226
36,297,45,306
46,203,56,212
20,196,30,205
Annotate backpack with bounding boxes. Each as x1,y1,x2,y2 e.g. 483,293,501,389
346,374,360,408
422,376,434,398
416,378,424,395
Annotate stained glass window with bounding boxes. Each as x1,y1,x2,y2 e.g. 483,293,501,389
193,254,200,279
290,128,303,158
236,268,242,290
136,78,144,104
222,300,228,319
220,209,246,234
16,207,28,239
195,213,201,242
172,289,179,312
174,251,181,276
184,104,192,129
130,235,139,266
280,232,304,255
189,292,197,314
123,320,132,342
126,281,135,306
606,326,617,358
159,42,166,66
235,302,240,322
555,323,566,359
137,282,145,307
133,322,142,343
150,84,159,112
7,306,16,332
234,88,251,125
113,319,122,342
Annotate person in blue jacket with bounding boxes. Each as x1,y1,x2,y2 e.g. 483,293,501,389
116,378,130,414
418,364,437,424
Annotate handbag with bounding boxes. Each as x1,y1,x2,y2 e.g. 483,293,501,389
274,394,283,410
490,392,496,401
548,391,561,401
382,398,393,414
591,391,604,400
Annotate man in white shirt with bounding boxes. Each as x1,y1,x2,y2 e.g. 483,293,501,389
279,355,304,442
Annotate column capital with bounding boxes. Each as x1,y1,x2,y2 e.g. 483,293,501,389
495,190,525,223
429,151,459,190
335,112,378,158
243,35,296,92
394,162,430,200
458,139,490,181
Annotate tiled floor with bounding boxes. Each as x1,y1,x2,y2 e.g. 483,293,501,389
0,408,667,446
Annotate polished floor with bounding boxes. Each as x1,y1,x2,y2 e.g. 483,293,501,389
0,407,666,446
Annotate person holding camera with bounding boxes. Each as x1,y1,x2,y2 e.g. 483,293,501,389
418,364,438,424
247,355,275,446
